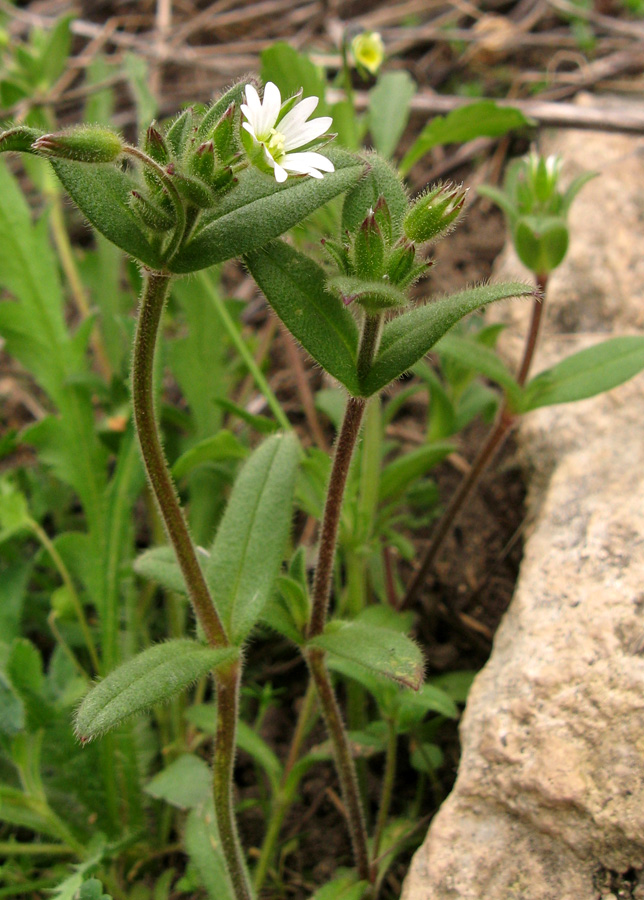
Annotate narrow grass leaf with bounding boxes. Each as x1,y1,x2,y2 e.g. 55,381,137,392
379,442,454,502
74,640,237,740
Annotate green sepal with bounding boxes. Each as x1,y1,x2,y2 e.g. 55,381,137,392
342,152,407,240
353,211,385,279
362,281,535,396
50,158,162,268
245,240,360,395
308,620,424,690
0,125,43,154
560,170,597,215
209,103,237,163
144,124,169,165
166,106,195,158
205,432,300,645
168,148,364,273
74,640,238,741
189,141,215,182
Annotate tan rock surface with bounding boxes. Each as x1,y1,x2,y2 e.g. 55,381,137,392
402,101,644,900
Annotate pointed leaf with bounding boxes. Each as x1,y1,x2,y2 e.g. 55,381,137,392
400,101,534,176
205,432,300,644
363,282,534,396
522,336,644,411
185,798,236,900
74,640,237,740
169,149,363,273
245,241,360,394
145,753,211,809
309,620,424,690
134,546,191,594
435,332,523,408
172,430,248,480
49,158,162,268
379,442,454,502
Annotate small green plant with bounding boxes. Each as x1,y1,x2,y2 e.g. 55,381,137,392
1,27,644,900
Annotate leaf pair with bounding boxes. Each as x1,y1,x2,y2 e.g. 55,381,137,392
245,239,535,396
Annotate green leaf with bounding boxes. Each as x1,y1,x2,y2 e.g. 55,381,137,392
398,682,459,724
363,282,534,396
134,546,188,594
328,275,408,313
74,640,237,740
261,42,328,111
522,336,644,411
169,149,363,273
41,14,74,86
431,669,475,704
400,101,534,176
309,620,424,690
0,671,25,735
342,152,407,240
379,442,454,502
435,332,523,408
172,430,248,480
308,872,369,900
245,241,360,394
49,158,162,268
215,397,280,434
368,71,416,159
78,879,113,900
237,721,283,791
145,753,211,809
185,798,236,900
205,433,300,644
123,52,158,132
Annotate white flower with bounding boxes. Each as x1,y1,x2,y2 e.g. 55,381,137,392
241,82,334,183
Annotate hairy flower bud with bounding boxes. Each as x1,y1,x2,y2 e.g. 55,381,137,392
386,240,416,285
131,190,176,232
32,126,123,163
190,140,215,182
0,125,42,154
145,124,169,165
209,102,236,163
353,210,385,279
403,183,466,244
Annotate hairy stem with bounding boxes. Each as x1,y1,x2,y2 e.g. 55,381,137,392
402,274,548,609
214,661,253,900
132,270,228,648
305,646,371,883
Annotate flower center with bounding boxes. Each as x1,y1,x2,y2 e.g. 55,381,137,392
266,128,286,160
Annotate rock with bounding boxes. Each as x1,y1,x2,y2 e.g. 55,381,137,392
402,98,644,900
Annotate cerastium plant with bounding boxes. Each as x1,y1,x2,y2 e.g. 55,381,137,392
0,81,535,899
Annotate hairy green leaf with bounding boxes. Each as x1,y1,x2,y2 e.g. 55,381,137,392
169,149,363,273
134,546,188,594
309,620,424,690
363,282,534,396
245,241,360,393
522,336,644,411
205,433,300,644
185,798,236,900
75,640,237,740
145,753,211,809
50,158,162,268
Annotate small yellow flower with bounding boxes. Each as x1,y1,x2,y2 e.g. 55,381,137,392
351,31,385,75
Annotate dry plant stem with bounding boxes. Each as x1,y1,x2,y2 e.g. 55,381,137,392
214,661,253,900
402,274,548,610
132,270,228,649
305,645,371,883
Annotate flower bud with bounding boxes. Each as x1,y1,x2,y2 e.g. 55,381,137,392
189,140,215,181
525,152,562,205
386,239,416,285
351,31,385,75
169,170,214,208
131,190,176,232
32,126,123,163
513,215,568,275
0,125,42,154
403,183,466,244
353,210,385,279
209,102,236,163
144,123,169,165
